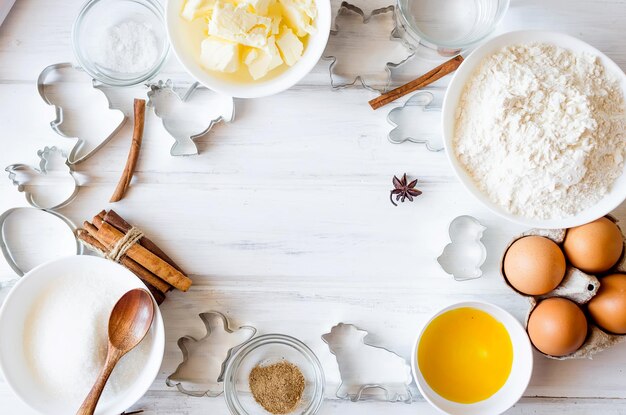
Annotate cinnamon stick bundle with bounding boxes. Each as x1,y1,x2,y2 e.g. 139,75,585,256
77,210,192,303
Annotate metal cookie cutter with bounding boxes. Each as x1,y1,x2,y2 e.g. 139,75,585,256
387,90,444,151
6,146,79,210
37,63,126,165
0,207,82,278
166,311,256,397
322,323,413,403
323,2,414,93
437,215,487,281
147,80,235,157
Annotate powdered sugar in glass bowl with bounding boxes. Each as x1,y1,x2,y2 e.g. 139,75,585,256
72,0,169,86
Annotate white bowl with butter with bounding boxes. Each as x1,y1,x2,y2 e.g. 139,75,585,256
166,0,331,98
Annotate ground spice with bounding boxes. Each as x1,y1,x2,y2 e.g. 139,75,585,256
249,361,305,414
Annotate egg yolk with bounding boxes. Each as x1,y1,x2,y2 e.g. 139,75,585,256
418,307,513,404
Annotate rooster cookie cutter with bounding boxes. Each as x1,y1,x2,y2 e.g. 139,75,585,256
322,323,413,403
147,80,235,157
437,215,487,281
323,2,414,93
37,63,126,165
166,311,256,397
387,90,444,151
2,146,82,278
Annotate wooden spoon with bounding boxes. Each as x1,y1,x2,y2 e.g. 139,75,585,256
76,288,155,415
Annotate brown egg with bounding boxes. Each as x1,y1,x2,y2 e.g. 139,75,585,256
527,297,588,357
588,273,626,334
563,217,623,274
503,236,566,295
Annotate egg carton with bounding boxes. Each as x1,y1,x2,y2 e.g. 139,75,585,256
500,216,626,360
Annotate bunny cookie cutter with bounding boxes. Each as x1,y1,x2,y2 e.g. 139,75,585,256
322,323,413,403
387,90,444,151
37,63,126,165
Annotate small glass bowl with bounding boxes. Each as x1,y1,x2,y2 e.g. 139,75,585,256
224,334,325,415
72,0,169,86
397,0,510,57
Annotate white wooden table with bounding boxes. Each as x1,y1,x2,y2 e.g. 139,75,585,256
1,0,626,413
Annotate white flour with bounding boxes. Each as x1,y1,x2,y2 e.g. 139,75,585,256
454,43,626,219
94,20,159,73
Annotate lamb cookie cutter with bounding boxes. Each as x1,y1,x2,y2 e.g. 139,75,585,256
37,63,126,165
387,90,444,151
322,323,413,403
166,311,256,396
323,2,414,92
147,80,235,157
437,215,487,281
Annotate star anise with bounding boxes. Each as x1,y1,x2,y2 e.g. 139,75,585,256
390,174,422,206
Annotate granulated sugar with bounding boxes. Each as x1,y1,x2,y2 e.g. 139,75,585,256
454,43,626,219
23,272,152,408
93,20,159,73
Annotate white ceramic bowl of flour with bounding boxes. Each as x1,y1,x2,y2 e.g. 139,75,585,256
0,255,165,415
442,31,626,229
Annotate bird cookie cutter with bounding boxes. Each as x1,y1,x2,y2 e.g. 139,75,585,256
322,323,413,403
437,215,487,281
166,311,256,397
387,90,444,151
147,80,235,157
323,2,414,93
37,63,126,165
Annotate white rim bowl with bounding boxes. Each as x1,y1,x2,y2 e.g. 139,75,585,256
165,0,331,98
412,301,533,415
0,255,165,415
442,30,626,229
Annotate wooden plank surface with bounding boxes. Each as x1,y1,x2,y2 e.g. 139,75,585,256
1,0,625,413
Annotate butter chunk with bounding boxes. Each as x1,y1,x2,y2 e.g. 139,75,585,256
181,0,216,21
278,0,316,37
276,26,303,66
208,3,271,48
244,37,283,80
200,37,240,73
240,0,273,15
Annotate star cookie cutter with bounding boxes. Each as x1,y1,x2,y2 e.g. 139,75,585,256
166,311,256,397
6,146,79,210
323,2,414,93
437,215,487,281
0,207,82,278
37,63,126,165
322,323,413,403
387,90,444,151
147,80,235,157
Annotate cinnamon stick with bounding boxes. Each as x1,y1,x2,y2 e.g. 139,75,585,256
110,99,146,202
78,228,172,294
98,210,185,274
77,230,167,304
94,221,192,292
368,55,464,110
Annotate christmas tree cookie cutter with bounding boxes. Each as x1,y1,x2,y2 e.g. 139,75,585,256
166,311,256,397
437,215,487,281
387,90,444,151
37,63,126,165
322,323,413,403
323,2,414,93
147,80,235,157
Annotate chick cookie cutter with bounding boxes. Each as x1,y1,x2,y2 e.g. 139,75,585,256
437,215,487,281
37,63,126,165
323,2,414,93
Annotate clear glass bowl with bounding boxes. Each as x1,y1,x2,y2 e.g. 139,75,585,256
397,0,510,57
224,334,325,415
72,0,169,86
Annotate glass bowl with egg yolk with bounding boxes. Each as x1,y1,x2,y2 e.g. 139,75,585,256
412,302,533,415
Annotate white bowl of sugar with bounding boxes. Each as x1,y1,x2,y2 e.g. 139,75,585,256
442,31,626,229
0,255,165,415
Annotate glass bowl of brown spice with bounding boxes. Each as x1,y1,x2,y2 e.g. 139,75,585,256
224,334,325,415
